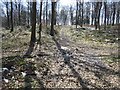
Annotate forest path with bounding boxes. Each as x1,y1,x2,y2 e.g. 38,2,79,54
43,26,120,88
2,26,119,89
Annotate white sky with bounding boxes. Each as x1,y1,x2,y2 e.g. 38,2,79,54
60,0,76,6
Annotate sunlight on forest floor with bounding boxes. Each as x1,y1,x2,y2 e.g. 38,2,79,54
2,25,120,89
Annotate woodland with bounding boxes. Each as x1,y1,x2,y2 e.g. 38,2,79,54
1,0,120,89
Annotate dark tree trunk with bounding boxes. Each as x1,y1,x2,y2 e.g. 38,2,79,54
94,2,102,30
91,3,94,25
6,2,10,29
39,1,43,45
46,0,48,27
50,2,56,36
30,1,36,44
54,3,57,25
10,1,13,32
97,2,102,30
49,10,51,25
112,3,116,26
70,6,73,25
116,8,120,24
104,2,107,30
76,2,78,29
18,2,21,25
24,1,36,57
81,2,83,27
27,1,30,27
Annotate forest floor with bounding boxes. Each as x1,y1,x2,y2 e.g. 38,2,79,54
2,25,120,89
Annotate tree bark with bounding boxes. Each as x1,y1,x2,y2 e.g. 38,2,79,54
6,2,10,29
46,0,48,27
81,2,83,27
97,2,102,30
76,1,78,29
104,2,107,30
10,1,13,32
18,2,21,25
50,2,56,36
39,1,43,45
112,2,116,26
30,1,36,44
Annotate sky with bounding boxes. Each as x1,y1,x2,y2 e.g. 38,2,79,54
60,0,76,6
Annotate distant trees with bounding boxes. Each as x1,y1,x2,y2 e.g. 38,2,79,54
85,2,90,25
60,8,68,25
1,1,120,32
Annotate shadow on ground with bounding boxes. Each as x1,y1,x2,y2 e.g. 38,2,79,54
52,36,119,89
2,55,45,89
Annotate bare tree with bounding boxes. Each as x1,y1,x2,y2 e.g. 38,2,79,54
10,1,13,32
38,0,43,45
24,1,36,57
94,2,102,30
5,2,10,29
76,1,78,28
70,6,73,25
27,1,30,28
116,2,120,24
18,0,21,25
46,0,48,27
91,3,95,25
104,2,107,30
112,2,116,26
50,1,56,36
30,1,36,45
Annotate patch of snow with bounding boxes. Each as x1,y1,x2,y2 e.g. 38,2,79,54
21,72,26,77
61,46,69,50
116,38,118,40
12,76,14,79
4,78,9,83
2,68,9,71
35,70,39,75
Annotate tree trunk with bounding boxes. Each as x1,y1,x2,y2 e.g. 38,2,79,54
18,2,21,25
97,2,102,30
91,3,94,25
46,0,48,27
30,1,36,45
27,1,30,27
50,2,56,36
6,2,10,29
24,1,36,57
94,3,98,29
49,10,51,25
81,2,83,27
104,2,107,30
76,2,78,29
116,8,120,24
70,6,73,25
39,1,43,45
10,1,13,32
112,2,116,26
